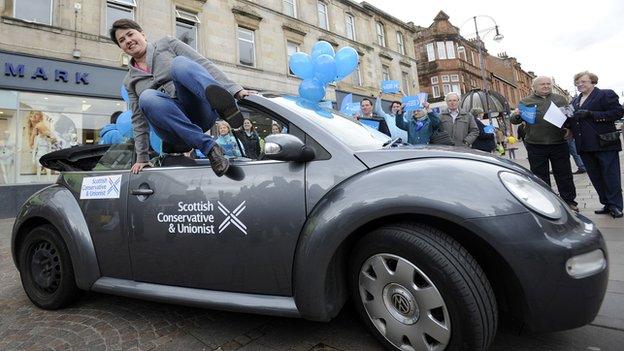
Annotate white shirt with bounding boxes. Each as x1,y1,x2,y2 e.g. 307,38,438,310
449,109,460,122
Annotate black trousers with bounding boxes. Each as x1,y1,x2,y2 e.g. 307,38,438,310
580,150,623,211
525,142,577,204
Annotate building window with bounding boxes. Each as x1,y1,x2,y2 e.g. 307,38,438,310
432,85,441,98
445,41,456,59
106,1,136,31
382,65,390,81
237,27,255,67
345,14,356,40
441,75,450,83
443,83,451,95
402,72,410,95
431,76,439,84
396,32,405,55
351,66,362,86
14,0,53,25
450,74,459,82
457,46,466,61
471,51,477,66
317,2,329,30
287,41,299,75
426,43,435,62
436,41,446,60
376,22,386,47
451,83,461,94
175,8,200,50
283,0,297,17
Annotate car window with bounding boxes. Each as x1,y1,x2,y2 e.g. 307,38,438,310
93,143,135,171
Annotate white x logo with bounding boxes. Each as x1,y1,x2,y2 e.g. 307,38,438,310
218,201,247,235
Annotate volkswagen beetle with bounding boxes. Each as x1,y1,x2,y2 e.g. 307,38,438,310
11,94,608,351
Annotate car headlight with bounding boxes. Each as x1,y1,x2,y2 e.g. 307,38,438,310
498,171,563,219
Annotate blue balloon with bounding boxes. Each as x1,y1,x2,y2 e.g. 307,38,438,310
335,47,359,80
311,41,335,61
149,128,162,155
289,52,314,79
115,110,133,138
120,85,129,103
313,54,337,84
299,78,325,102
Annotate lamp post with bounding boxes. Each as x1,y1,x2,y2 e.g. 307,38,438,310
463,15,504,121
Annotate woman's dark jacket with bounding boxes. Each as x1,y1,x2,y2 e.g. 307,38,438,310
471,118,496,152
234,130,261,159
569,87,623,152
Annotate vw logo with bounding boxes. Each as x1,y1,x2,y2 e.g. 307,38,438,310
392,293,411,315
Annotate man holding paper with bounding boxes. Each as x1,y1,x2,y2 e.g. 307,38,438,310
511,76,578,211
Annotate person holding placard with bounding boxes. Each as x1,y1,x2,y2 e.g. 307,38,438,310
394,101,439,145
357,98,391,137
510,76,577,211
568,71,623,218
373,97,408,141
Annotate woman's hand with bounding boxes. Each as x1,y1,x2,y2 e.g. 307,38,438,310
131,162,149,174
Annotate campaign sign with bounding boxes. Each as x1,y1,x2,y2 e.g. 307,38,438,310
401,95,423,115
343,102,361,116
318,100,334,110
381,80,400,94
80,175,122,199
359,118,380,130
417,92,429,104
519,103,537,124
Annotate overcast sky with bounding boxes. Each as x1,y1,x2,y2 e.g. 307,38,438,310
362,0,624,102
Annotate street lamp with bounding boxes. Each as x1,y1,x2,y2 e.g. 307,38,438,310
461,15,504,122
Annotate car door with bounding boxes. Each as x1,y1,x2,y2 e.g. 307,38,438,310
127,108,306,296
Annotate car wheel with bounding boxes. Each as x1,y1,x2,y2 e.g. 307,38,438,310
349,223,497,351
18,224,80,309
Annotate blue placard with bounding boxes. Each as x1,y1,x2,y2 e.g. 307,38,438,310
318,100,333,109
343,102,361,116
519,103,537,125
381,80,400,94
359,118,380,130
401,95,423,115
417,92,428,104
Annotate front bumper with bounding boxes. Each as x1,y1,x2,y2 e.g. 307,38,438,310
467,211,608,332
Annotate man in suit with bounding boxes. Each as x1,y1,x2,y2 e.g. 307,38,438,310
110,19,254,176
569,71,623,218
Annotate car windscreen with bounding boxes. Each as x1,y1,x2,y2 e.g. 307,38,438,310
267,96,391,151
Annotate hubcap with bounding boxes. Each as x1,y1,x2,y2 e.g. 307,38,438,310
29,240,61,294
359,254,451,351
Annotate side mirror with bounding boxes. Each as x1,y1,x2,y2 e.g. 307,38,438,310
264,134,315,162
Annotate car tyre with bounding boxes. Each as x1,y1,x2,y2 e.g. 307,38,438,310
18,224,80,309
349,223,497,351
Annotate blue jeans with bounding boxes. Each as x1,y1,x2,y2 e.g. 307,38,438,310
138,56,222,155
567,138,586,171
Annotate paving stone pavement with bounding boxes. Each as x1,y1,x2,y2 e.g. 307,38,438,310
0,142,623,351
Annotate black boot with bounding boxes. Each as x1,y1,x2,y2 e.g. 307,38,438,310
594,206,610,215
205,85,244,129
610,207,623,219
207,144,229,177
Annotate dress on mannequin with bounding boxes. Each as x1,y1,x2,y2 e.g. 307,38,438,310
0,140,14,184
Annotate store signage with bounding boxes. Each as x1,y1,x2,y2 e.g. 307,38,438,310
5,62,90,84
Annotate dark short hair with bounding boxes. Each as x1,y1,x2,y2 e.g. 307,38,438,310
391,101,402,107
110,111,123,124
360,98,372,106
109,19,143,46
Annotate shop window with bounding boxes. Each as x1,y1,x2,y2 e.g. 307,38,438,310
0,91,122,185
175,8,200,50
106,0,136,31
237,27,256,67
13,0,52,25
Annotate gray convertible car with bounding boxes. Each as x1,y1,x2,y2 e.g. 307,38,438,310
12,94,608,351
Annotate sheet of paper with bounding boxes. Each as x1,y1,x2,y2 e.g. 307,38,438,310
543,101,568,128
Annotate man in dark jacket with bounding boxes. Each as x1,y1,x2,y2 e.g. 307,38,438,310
357,98,391,137
438,92,479,147
569,71,623,218
470,108,496,152
511,76,578,211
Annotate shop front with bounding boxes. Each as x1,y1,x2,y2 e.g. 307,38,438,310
1,50,127,218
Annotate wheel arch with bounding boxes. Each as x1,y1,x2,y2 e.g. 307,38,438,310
11,185,100,290
294,211,528,324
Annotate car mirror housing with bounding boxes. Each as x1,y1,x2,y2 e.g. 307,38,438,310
264,134,315,162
